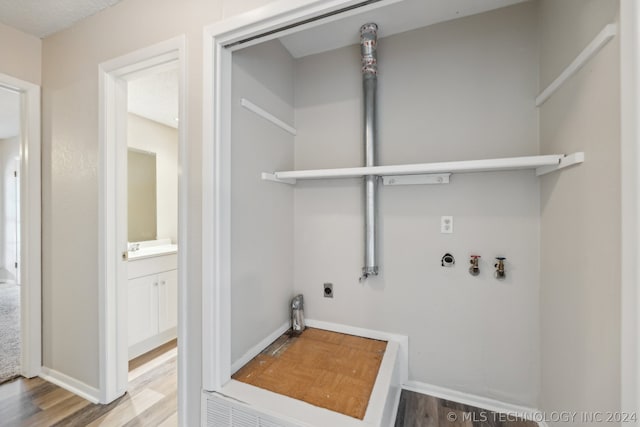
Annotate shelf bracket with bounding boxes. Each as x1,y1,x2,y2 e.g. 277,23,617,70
382,173,451,186
261,172,296,185
536,23,617,107
241,98,297,136
536,152,585,176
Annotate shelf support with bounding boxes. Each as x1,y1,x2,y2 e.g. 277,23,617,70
382,173,450,186
240,98,297,136
536,24,617,107
536,152,585,176
261,172,296,185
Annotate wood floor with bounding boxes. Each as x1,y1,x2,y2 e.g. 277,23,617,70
232,327,387,420
0,339,177,426
395,390,538,427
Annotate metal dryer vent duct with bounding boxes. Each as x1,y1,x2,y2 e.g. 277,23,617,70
360,23,379,281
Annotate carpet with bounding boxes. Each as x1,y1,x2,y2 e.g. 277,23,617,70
0,283,20,384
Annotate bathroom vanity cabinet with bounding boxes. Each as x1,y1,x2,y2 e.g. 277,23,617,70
127,252,177,360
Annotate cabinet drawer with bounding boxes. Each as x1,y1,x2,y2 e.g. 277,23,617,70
128,253,177,279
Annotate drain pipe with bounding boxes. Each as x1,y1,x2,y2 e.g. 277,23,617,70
360,23,379,281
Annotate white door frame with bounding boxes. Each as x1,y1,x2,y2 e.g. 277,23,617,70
620,0,640,422
0,72,41,378
98,36,187,407
201,0,398,391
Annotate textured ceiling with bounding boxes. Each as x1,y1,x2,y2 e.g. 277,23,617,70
0,0,123,38
128,68,179,129
0,87,20,139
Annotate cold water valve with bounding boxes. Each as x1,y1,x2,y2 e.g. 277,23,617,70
469,255,481,276
494,257,506,280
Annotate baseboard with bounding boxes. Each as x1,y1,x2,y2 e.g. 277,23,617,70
403,380,545,426
306,318,409,384
128,327,176,360
231,321,290,374
40,367,100,404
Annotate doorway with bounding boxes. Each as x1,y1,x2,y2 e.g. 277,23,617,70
98,37,186,420
124,65,179,401
0,72,41,382
0,86,21,384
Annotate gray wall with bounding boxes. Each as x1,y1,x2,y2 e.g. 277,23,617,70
293,2,541,406
539,0,621,423
231,40,295,363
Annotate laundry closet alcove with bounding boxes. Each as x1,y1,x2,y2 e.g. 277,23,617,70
201,0,616,426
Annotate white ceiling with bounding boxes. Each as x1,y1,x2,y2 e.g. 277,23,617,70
279,0,528,58
0,87,20,139
128,68,179,129
0,0,123,38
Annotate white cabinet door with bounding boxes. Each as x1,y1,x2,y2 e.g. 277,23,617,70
158,269,178,332
128,275,159,347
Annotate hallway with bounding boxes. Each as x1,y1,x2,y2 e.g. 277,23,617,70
0,340,177,426
0,282,20,384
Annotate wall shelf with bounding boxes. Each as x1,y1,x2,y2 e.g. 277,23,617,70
262,153,585,185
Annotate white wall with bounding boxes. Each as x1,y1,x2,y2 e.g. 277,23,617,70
231,40,295,363
127,113,178,244
293,2,540,406
538,0,621,424
0,136,20,281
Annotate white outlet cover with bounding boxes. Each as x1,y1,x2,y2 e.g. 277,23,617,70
441,216,453,233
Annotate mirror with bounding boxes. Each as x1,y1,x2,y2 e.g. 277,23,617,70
128,148,157,242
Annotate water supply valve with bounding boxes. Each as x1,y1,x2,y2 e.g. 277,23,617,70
469,255,481,276
494,257,506,280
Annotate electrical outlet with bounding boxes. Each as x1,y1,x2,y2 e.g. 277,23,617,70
323,283,333,298
441,216,453,233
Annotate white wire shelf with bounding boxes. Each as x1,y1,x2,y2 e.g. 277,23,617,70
261,153,585,185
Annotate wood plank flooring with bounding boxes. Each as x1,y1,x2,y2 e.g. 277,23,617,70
394,390,538,427
0,339,177,426
232,327,387,420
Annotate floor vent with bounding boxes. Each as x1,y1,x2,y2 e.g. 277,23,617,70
206,393,300,427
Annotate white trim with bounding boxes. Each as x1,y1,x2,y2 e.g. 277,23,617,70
230,321,290,374
402,381,544,426
364,340,400,425
128,327,177,361
536,23,617,107
98,36,187,408
305,318,409,384
0,72,41,379
240,98,297,135
620,0,640,423
40,367,101,404
202,27,233,392
387,383,403,427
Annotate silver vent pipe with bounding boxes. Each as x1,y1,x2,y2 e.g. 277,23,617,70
360,23,379,281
